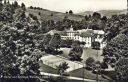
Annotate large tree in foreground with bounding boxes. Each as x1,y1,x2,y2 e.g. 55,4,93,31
0,20,42,76
103,34,128,67
103,34,128,80
0,5,42,76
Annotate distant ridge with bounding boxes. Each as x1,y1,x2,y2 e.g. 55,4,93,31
77,9,127,17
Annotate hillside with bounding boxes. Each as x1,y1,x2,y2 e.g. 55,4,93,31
77,9,127,17
26,8,84,22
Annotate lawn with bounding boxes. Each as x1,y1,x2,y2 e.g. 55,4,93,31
69,68,109,82
39,62,58,74
60,48,104,62
82,48,103,62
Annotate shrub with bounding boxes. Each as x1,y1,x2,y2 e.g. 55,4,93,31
86,57,95,68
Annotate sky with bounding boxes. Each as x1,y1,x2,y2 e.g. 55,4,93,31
13,0,127,13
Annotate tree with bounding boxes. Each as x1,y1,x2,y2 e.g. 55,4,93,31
92,12,101,19
0,8,42,76
86,57,95,68
101,16,107,22
103,34,128,67
91,24,100,30
56,62,69,76
0,2,13,22
13,8,26,21
65,11,68,14
69,41,83,61
91,41,100,50
0,0,3,11
69,10,73,14
49,33,61,51
100,62,108,69
13,1,19,8
29,20,40,33
111,15,119,21
115,58,128,81
38,12,41,15
42,34,51,46
51,13,53,16
85,15,89,21
21,3,26,11
29,13,38,20
120,28,128,36
4,0,6,4
30,6,33,9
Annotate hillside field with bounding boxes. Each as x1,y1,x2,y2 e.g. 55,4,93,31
26,8,84,22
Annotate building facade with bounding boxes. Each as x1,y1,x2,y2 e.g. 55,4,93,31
46,28,106,49
61,28,106,48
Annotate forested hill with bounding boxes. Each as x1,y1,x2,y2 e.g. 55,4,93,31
26,8,84,22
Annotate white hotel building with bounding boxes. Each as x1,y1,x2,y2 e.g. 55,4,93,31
61,28,106,48
48,28,106,49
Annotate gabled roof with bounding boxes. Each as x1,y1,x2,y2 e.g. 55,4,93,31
80,29,94,37
93,30,105,35
47,30,67,36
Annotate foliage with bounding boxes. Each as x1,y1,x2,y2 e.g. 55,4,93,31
49,33,61,51
104,14,128,42
0,1,43,76
60,39,74,48
92,12,101,19
103,34,128,80
69,41,83,61
91,41,100,50
29,6,33,9
115,58,128,80
69,10,73,14
86,57,95,68
21,3,26,11
0,3,13,22
29,13,38,20
56,62,69,75
100,62,108,69
12,1,19,8
13,8,26,21
0,22,42,75
103,34,128,67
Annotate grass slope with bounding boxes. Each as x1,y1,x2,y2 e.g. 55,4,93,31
26,8,84,22
40,63,58,74
69,68,109,82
